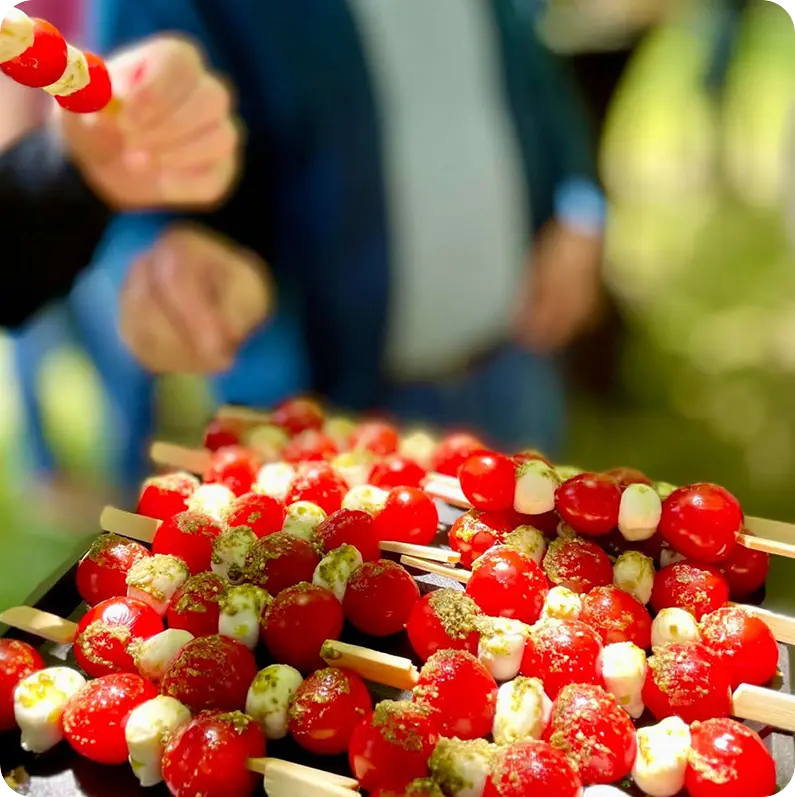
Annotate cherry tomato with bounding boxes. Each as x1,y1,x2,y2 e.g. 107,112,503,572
406,588,482,662
76,533,152,606
272,396,325,436
283,429,339,463
520,619,603,699
685,718,776,797
138,472,199,521
369,455,427,489
166,572,226,637
261,583,344,672
344,560,421,637
544,683,636,786
699,606,779,689
719,542,770,600
373,487,439,546
513,449,553,467
448,510,514,568
459,452,516,513
0,640,44,732
351,420,400,456
466,546,549,624
659,483,743,563
414,650,498,740
604,466,654,488
62,673,157,764
315,508,381,562
431,433,486,478
224,491,285,538
288,667,373,755
1,17,67,87
651,561,729,621
579,585,652,649
642,642,733,723
484,740,582,797
161,635,258,713
204,445,260,496
55,52,113,113
286,461,348,513
542,538,613,594
152,510,224,574
244,531,321,595
163,710,266,797
203,417,243,451
555,473,621,537
74,596,163,678
349,700,439,792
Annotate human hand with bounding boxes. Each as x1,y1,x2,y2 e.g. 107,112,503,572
119,225,272,373
58,36,240,209
512,221,604,353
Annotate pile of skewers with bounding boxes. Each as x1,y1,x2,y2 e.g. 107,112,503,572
2,395,795,797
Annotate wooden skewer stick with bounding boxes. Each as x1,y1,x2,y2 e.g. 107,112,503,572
0,606,77,644
247,758,359,793
380,542,460,564
150,442,212,475
321,640,420,690
216,404,272,426
400,555,471,584
732,684,795,732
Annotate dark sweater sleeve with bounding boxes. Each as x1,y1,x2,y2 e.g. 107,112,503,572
0,128,110,328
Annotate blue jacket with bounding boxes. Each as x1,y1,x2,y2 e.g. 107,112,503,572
88,0,603,410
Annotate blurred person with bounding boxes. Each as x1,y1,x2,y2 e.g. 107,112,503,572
86,0,605,475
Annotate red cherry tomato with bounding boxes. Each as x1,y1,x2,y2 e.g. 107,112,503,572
76,533,152,606
520,619,603,699
152,510,224,574
262,583,344,672
414,650,498,740
544,683,636,786
344,560,421,637
604,466,654,488
719,542,770,600
349,700,439,792
642,642,733,723
372,487,439,546
283,429,339,463
466,546,549,624
62,673,157,764
513,449,553,467
286,461,348,513
138,472,199,521
163,710,266,797
484,740,582,797
55,52,113,113
699,606,779,689
161,635,258,713
406,588,482,662
244,531,321,595
579,585,652,649
555,473,622,537
659,483,743,563
542,538,613,594
204,445,260,496
203,418,243,451
448,510,514,568
315,508,381,562
369,455,427,489
74,596,163,678
459,452,516,513
166,572,226,637
224,491,285,538
1,17,67,87
431,433,486,478
685,718,776,797
650,561,729,621
351,420,400,456
272,396,325,435
0,640,44,732
288,667,373,755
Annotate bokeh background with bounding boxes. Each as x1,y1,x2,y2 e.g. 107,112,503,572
1,0,794,606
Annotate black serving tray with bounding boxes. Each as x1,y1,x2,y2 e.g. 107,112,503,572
1,501,793,796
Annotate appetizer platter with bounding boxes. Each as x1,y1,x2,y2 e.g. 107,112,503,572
2,395,795,797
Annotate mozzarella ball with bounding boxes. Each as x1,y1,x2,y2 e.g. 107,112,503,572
502,526,547,565
126,554,190,616
218,584,271,650
133,629,194,682
430,738,497,797
254,462,296,502
187,483,235,520
246,424,289,460
599,641,647,719
659,548,687,568
541,586,583,622
245,664,304,740
282,501,327,542
342,484,389,515
313,544,363,601
477,617,531,682
618,483,662,542
613,550,655,605
399,430,437,468
211,525,257,583
651,608,701,648
332,451,374,488
492,676,552,745
632,717,692,797
514,460,559,515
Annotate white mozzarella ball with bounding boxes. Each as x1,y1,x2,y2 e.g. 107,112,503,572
477,617,531,682
556,520,578,540
133,629,194,682
187,483,235,520
342,484,389,515
211,525,257,583
324,416,358,449
430,738,496,797
655,482,678,500
218,584,271,650
313,544,363,601
492,676,552,745
254,462,296,502
599,642,648,719
14,667,87,753
282,501,327,542
503,525,547,565
633,717,692,797
583,788,628,797
399,430,437,468
613,550,655,605
245,664,304,740
126,554,190,616
126,696,191,787
0,10,34,62
246,424,289,460
332,451,374,488
514,460,559,515
43,44,90,97
660,548,687,568
651,608,701,648
541,586,583,622
618,483,662,542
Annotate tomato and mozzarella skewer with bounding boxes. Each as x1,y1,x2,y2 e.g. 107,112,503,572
245,664,304,740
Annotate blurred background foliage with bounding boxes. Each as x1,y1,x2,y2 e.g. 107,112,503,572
2,0,795,606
